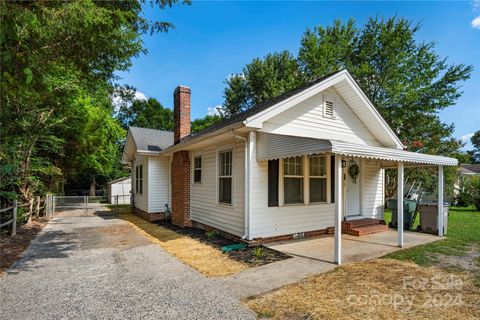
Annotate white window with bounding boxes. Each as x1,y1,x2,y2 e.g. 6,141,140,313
323,96,335,119
218,150,233,205
194,156,202,183
283,156,304,204
309,155,327,203
135,165,143,194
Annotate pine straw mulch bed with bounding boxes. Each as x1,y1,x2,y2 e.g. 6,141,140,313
0,218,49,275
247,258,480,320
117,213,289,277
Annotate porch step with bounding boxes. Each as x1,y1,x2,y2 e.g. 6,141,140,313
342,218,388,236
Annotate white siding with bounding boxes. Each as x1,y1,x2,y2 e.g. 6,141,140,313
249,134,335,239
133,155,148,212
109,178,131,204
189,138,245,236
148,156,171,212
260,88,381,147
362,159,384,219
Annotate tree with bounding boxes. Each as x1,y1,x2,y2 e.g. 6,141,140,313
0,0,187,201
117,97,174,131
470,131,480,163
222,17,472,196
191,115,222,133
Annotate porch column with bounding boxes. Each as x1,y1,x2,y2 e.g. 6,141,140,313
438,165,444,237
397,162,404,248
334,155,342,265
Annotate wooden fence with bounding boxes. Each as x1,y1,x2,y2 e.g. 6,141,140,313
0,194,54,235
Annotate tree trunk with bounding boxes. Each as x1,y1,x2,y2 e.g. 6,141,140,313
89,175,96,196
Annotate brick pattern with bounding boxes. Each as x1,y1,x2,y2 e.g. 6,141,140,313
171,150,191,227
133,207,165,222
342,218,389,236
173,86,191,144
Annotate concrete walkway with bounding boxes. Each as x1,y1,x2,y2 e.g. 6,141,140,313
0,209,255,320
221,230,440,298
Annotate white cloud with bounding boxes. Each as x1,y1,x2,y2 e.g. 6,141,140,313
460,133,474,143
134,91,147,101
207,105,222,116
471,16,480,29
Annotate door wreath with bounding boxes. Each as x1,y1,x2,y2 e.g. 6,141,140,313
348,159,360,183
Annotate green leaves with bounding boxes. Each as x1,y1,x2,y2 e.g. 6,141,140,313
23,68,33,84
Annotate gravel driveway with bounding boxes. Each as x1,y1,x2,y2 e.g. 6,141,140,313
0,209,255,320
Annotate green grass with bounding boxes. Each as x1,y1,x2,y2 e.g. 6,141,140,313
105,204,131,209
383,208,421,230
386,207,480,266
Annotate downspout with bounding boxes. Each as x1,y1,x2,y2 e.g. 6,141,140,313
231,129,250,240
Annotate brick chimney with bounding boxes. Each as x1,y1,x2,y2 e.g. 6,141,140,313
173,85,191,144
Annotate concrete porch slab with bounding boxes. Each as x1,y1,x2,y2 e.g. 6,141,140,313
220,230,440,298
266,230,440,264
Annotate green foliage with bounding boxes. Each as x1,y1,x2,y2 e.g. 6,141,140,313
191,115,223,133
0,0,185,200
470,131,480,163
117,96,174,131
252,246,265,259
462,177,480,211
205,230,217,239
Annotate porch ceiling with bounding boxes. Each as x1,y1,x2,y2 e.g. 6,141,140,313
256,132,458,167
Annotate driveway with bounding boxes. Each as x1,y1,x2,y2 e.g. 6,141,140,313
0,209,255,320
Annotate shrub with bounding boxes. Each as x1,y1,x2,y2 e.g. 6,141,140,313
205,230,217,239
252,246,265,259
463,177,480,211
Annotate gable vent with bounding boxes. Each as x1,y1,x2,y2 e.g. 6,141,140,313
323,99,335,118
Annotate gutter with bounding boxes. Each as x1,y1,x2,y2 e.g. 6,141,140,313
231,129,250,240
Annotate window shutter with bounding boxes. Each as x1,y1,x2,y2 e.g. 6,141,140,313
330,155,335,203
268,159,279,207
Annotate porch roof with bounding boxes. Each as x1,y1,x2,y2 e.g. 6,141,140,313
256,133,458,166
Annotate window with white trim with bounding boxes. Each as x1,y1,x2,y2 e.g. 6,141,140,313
194,156,202,183
283,156,304,204
309,155,327,203
218,150,233,204
135,165,143,194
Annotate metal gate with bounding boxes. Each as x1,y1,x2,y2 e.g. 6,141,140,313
53,195,109,214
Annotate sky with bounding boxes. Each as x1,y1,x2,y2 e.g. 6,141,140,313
117,0,480,149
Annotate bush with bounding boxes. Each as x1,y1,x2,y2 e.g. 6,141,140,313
456,191,473,207
463,177,480,211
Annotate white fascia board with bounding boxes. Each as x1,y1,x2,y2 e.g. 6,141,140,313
243,70,348,129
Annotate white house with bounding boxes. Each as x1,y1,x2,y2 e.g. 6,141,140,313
107,176,132,205
121,70,457,264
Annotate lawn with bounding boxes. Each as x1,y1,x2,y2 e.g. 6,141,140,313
247,207,480,319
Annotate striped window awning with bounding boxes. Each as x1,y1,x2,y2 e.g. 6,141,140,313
256,133,458,166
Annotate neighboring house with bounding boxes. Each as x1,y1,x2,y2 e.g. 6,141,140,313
107,176,131,205
455,164,480,194
121,70,457,265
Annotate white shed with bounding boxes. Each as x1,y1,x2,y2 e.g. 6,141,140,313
107,176,131,204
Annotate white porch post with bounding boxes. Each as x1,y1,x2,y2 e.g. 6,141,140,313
397,162,404,248
438,165,444,237
334,155,342,265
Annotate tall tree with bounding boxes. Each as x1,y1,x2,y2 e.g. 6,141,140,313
470,130,480,163
191,115,222,133
117,97,174,131
0,0,187,200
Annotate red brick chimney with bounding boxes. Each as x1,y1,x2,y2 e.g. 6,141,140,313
173,85,191,144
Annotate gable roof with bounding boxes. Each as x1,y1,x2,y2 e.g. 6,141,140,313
129,127,174,152
458,164,480,175
170,69,403,150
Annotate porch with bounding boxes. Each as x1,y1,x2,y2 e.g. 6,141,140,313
266,230,439,264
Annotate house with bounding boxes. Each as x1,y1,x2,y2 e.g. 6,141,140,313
455,164,480,195
107,176,131,205
121,70,457,265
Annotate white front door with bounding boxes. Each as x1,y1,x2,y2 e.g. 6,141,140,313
344,159,361,217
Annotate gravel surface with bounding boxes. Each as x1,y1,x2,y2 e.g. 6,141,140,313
0,209,255,320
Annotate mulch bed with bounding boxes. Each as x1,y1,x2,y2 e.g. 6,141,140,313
154,220,291,267
0,218,49,275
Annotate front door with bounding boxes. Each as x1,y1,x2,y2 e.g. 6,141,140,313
344,158,361,217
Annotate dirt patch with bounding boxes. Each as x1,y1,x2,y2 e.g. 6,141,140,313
155,220,290,267
428,244,480,272
75,224,152,250
0,218,48,275
247,258,480,320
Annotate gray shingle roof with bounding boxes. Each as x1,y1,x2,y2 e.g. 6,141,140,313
129,127,174,152
459,164,480,175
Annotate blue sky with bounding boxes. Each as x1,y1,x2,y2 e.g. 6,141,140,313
117,1,480,149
